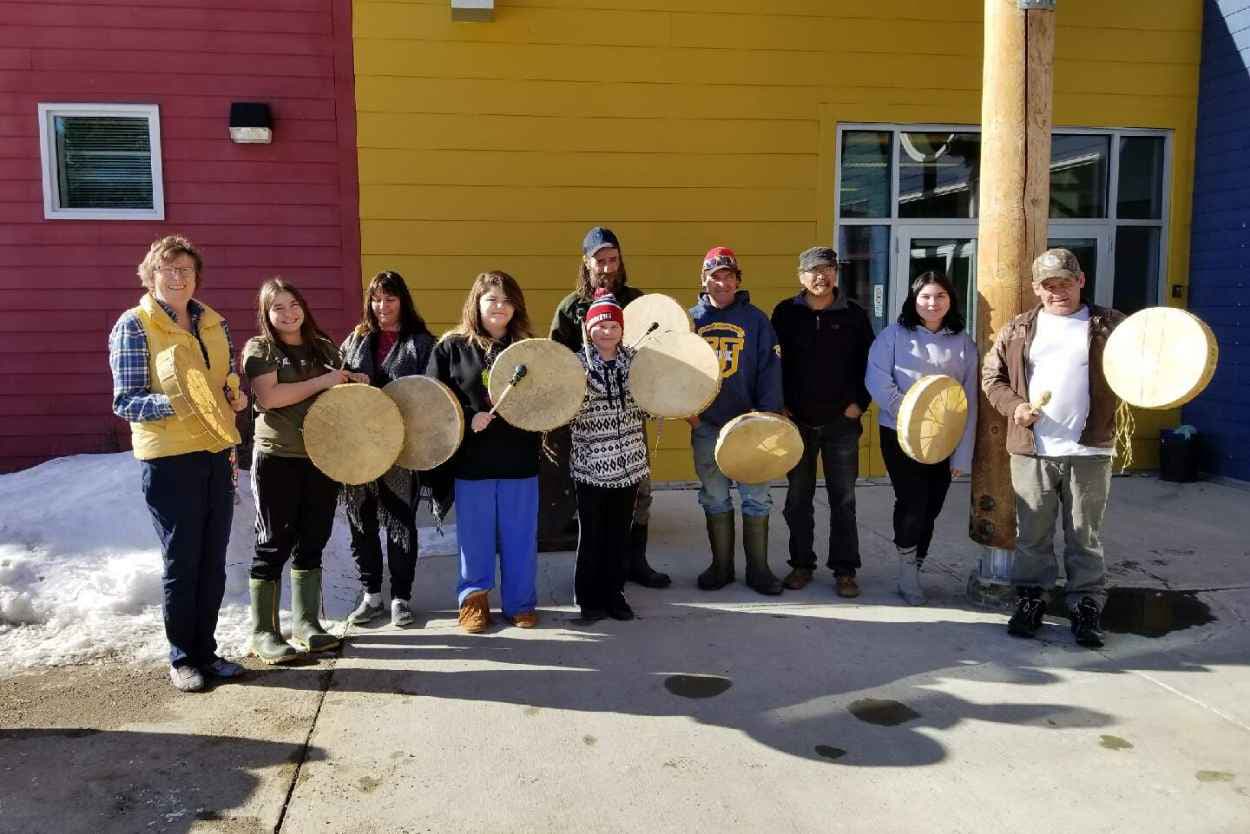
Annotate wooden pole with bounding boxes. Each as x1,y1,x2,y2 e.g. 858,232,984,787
970,0,1055,552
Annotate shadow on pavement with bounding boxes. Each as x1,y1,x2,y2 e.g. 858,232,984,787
0,728,323,834
232,599,1159,768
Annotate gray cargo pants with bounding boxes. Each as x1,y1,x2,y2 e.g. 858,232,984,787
1010,453,1112,611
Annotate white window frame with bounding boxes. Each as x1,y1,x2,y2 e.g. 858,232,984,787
37,102,165,221
834,122,1173,314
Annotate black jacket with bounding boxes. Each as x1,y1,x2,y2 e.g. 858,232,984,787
549,283,645,351
426,334,541,480
770,291,875,426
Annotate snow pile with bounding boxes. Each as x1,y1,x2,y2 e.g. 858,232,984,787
0,453,458,675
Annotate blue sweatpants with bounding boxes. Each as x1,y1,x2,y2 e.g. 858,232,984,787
454,477,539,618
140,449,234,669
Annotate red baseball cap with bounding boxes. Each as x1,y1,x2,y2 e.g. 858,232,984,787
702,246,740,275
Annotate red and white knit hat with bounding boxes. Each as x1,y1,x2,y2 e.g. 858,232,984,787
585,287,624,330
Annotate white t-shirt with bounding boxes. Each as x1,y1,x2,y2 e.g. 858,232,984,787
1027,307,1108,457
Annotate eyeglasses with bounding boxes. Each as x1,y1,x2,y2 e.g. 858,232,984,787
156,266,197,279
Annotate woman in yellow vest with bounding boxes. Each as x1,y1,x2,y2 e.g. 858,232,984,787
107,235,249,693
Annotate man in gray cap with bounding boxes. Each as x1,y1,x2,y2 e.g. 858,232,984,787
770,246,875,597
982,247,1125,648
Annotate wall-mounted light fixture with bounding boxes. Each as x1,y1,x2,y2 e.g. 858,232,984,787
229,102,272,144
451,0,493,22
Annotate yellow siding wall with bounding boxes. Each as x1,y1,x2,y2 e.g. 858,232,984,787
353,0,1203,480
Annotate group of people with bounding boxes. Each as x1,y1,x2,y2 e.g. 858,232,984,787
109,231,1123,693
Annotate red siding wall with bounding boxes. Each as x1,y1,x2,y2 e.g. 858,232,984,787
0,0,360,471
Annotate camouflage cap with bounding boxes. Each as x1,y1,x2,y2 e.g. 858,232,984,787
1032,248,1081,283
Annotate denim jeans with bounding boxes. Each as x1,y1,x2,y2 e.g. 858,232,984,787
691,425,773,517
782,417,861,574
141,450,234,668
1010,453,1112,611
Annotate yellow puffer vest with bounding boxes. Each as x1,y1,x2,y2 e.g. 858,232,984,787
129,293,234,460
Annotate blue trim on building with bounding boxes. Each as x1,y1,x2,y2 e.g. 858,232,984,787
1185,1,1250,480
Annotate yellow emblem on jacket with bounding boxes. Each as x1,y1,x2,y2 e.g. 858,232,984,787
698,322,746,379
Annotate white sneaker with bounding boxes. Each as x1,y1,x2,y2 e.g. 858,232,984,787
348,593,385,625
169,665,205,693
896,549,927,606
391,598,415,627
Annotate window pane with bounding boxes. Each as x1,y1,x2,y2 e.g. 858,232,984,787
839,131,892,219
838,225,890,332
1048,237,1099,304
54,115,153,210
898,132,980,218
1049,134,1109,218
907,238,976,337
1113,226,1161,314
1118,136,1166,220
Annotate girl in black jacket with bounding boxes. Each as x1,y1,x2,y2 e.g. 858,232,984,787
427,270,542,633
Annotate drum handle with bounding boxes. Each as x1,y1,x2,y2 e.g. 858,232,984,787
488,364,528,416
1028,390,1052,415
628,322,660,350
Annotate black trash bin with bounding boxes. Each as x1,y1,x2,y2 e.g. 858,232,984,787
1159,429,1199,482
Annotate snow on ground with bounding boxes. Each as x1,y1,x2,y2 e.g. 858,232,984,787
0,452,458,676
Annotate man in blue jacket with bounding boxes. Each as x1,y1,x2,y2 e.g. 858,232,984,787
771,246,875,598
687,246,786,595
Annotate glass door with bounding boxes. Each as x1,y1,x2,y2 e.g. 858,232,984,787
892,224,979,335
892,224,1111,338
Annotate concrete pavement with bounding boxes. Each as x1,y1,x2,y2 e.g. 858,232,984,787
2,475,1248,833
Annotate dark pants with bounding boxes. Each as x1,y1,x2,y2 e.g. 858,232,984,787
783,417,861,575
575,481,639,609
349,489,417,600
879,426,953,563
249,453,339,582
140,450,234,669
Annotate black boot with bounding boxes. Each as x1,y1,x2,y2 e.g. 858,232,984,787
1070,597,1105,648
1007,586,1045,638
742,515,783,596
626,524,670,588
697,512,735,590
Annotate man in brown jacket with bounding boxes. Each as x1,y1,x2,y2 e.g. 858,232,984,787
982,248,1125,648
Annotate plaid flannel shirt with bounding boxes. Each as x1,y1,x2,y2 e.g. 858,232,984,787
108,298,235,423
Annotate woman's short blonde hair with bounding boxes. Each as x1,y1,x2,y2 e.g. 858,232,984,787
137,235,204,289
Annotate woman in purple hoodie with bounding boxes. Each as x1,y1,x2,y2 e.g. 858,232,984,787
865,271,978,606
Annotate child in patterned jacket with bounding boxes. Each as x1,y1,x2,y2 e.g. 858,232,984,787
570,288,650,621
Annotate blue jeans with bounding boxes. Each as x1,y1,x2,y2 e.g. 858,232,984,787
691,426,773,518
141,450,234,669
782,417,861,574
455,477,539,617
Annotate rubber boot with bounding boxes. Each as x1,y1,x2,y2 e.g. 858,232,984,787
248,578,298,665
626,524,671,588
896,545,927,606
742,514,783,595
290,568,341,653
697,511,736,591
